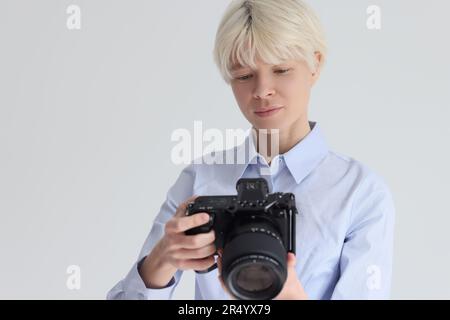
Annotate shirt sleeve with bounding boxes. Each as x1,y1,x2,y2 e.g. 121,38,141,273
331,177,396,300
106,163,197,300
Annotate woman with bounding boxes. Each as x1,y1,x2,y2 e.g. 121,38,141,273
108,0,395,300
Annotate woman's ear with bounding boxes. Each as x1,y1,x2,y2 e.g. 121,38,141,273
311,51,322,86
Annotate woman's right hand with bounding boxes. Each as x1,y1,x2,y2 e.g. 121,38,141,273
139,195,216,288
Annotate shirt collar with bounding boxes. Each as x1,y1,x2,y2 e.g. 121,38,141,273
232,121,329,184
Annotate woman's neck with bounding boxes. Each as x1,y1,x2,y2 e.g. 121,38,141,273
253,118,311,165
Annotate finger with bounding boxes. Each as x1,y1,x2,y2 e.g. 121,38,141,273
172,244,216,260
170,230,216,250
287,252,297,268
167,212,210,234
167,230,214,251
182,230,216,249
174,195,199,218
177,255,216,271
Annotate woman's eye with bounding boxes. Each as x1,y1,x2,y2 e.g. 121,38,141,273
237,75,252,81
236,69,290,81
275,68,290,74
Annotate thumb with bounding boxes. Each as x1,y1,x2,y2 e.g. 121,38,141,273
287,252,297,269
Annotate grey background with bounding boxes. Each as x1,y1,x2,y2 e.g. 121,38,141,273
0,0,449,299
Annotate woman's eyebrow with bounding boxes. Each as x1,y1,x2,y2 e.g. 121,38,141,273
232,62,290,69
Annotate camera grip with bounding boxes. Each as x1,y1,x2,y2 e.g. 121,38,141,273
184,212,218,274
184,212,215,236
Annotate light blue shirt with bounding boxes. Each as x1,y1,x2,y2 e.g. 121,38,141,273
107,121,395,300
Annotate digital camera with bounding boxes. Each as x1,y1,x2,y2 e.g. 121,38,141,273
185,178,298,300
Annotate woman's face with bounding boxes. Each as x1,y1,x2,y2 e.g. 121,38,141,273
230,54,321,131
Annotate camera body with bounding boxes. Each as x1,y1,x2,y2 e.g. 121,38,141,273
185,178,298,300
186,178,297,253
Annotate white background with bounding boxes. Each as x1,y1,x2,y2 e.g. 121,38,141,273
0,0,449,299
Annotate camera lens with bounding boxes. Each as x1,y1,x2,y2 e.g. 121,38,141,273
235,263,275,291
221,222,287,300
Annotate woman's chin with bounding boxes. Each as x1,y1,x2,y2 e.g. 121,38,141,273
251,118,285,131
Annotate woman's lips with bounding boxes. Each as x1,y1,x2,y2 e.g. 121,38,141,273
254,106,284,118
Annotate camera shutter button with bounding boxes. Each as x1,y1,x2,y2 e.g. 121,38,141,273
206,213,215,228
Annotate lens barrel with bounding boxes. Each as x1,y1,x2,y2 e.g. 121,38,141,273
221,226,287,300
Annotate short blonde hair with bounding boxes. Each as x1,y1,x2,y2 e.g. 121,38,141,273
213,0,328,85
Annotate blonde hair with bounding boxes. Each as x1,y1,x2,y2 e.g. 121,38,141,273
213,0,328,85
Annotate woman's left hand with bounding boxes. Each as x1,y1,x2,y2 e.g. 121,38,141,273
217,250,308,300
